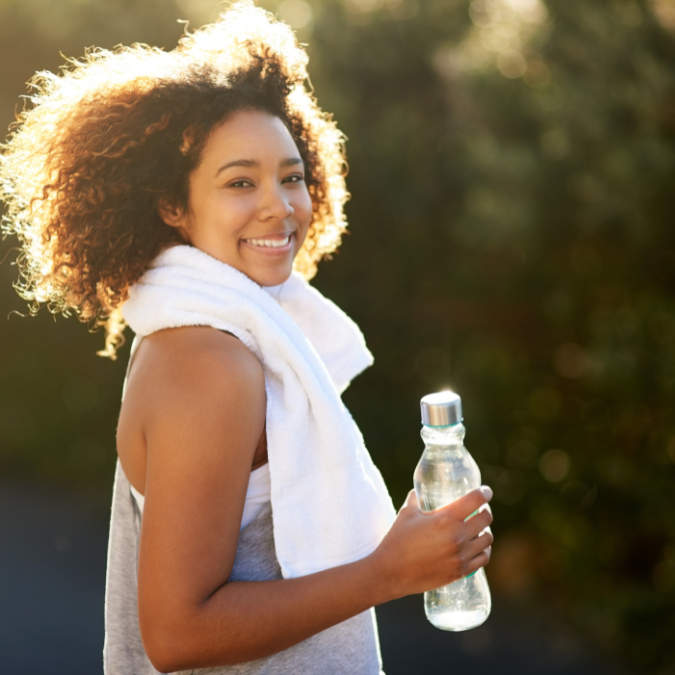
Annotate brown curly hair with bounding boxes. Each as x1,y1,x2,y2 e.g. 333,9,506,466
0,1,348,358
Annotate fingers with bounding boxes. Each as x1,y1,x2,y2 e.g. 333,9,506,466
464,546,492,577
384,487,494,596
444,486,493,521
464,529,493,562
463,507,493,539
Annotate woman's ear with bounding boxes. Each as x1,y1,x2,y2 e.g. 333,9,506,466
158,197,187,230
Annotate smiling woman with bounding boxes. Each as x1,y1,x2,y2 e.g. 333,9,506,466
158,110,314,288
0,1,347,359
0,2,494,674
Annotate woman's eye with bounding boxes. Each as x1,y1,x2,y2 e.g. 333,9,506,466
283,174,305,184
229,179,253,188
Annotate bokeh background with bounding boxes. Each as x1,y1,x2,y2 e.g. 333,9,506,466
1,0,674,672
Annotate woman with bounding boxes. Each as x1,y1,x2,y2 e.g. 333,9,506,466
0,3,493,673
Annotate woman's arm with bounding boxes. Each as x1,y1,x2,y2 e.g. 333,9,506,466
124,327,493,673
148,489,491,672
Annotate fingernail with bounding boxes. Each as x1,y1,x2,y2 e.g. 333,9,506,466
480,485,493,500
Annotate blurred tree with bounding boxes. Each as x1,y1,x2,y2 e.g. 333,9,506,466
268,0,675,669
1,0,674,670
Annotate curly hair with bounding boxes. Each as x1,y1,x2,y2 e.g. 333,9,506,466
0,1,348,358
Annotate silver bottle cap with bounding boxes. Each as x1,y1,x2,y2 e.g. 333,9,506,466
421,391,463,427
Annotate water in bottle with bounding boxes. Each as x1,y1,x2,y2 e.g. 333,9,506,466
413,390,492,631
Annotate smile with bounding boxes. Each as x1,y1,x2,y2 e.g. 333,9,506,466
242,235,291,248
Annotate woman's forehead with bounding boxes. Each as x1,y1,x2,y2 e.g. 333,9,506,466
202,110,300,170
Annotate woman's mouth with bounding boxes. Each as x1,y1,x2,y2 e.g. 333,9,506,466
241,233,294,256
242,235,291,249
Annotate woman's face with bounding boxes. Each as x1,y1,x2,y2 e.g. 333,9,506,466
162,109,313,287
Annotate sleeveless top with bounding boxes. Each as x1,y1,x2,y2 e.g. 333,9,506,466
103,338,386,674
129,461,272,531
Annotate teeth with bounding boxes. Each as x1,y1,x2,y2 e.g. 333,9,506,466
245,236,290,248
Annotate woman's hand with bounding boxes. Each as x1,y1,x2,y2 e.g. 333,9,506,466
370,487,493,602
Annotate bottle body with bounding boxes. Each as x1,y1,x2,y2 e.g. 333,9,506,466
413,423,492,631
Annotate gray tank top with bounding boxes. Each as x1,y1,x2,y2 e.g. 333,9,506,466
103,342,385,674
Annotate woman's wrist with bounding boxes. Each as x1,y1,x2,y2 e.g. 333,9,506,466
357,547,401,607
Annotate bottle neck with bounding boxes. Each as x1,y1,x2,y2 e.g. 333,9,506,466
421,422,466,446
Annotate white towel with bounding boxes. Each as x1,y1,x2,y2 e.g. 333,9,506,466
261,275,374,394
122,245,396,578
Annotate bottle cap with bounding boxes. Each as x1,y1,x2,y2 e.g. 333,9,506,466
421,391,463,427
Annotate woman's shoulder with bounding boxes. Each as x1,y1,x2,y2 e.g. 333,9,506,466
145,326,260,370
130,326,265,409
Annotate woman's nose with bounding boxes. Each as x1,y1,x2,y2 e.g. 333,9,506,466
259,184,294,221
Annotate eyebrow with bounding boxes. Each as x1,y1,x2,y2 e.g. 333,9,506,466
215,157,304,177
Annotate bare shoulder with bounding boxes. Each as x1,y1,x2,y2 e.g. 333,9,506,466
118,326,266,490
131,326,265,410
142,325,262,380
121,326,266,463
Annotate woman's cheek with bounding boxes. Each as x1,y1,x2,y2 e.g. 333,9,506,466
298,191,313,230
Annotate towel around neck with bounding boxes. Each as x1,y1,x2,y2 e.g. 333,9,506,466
122,245,396,578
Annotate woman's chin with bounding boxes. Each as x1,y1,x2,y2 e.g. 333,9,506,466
246,263,294,289
190,245,295,288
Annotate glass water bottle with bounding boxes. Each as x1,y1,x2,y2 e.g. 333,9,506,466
413,391,492,631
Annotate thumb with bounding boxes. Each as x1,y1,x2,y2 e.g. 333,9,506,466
402,489,419,510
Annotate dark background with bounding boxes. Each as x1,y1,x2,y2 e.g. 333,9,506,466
1,0,674,672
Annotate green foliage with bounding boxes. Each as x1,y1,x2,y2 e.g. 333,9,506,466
1,0,674,670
